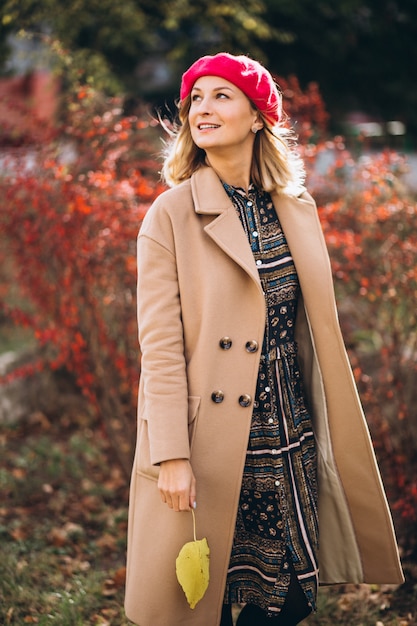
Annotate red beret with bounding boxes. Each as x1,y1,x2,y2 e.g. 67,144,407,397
180,52,282,124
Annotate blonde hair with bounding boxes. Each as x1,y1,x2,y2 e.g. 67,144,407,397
161,95,305,195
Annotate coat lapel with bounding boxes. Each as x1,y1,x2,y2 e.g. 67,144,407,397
191,167,263,290
271,190,334,321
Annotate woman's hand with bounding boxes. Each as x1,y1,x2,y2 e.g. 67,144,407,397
158,459,197,512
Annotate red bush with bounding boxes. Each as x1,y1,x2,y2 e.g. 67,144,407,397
0,86,164,474
278,74,329,144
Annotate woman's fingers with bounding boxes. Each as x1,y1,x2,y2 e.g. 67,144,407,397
158,459,196,512
189,474,197,510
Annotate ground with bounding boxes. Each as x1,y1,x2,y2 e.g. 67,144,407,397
0,411,416,625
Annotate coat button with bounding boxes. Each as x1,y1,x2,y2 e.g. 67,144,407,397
238,394,252,407
211,390,224,403
245,340,259,353
219,336,233,350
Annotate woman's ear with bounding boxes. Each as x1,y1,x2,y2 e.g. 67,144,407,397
252,112,264,133
251,120,264,134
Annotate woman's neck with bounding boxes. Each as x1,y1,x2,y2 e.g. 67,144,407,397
205,152,252,193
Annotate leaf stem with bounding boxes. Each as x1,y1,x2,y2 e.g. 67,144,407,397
191,507,197,542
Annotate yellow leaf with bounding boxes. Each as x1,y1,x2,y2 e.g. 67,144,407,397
175,509,210,609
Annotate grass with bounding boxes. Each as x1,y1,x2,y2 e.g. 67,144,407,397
0,413,415,625
0,415,134,626
1,546,127,625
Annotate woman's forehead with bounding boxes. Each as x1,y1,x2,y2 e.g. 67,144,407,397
191,75,241,92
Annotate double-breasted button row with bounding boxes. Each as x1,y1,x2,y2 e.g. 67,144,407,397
219,337,259,353
214,337,258,407
211,391,253,407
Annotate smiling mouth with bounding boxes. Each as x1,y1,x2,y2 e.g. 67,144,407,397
198,123,220,130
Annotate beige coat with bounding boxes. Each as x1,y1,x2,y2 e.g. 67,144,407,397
125,166,403,626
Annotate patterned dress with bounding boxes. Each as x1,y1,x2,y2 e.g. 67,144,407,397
223,183,319,617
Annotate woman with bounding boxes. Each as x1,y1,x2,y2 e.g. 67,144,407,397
125,53,403,626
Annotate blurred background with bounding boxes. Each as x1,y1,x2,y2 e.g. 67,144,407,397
1,0,417,147
0,2,416,624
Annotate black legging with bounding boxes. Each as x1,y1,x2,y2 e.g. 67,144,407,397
221,566,312,626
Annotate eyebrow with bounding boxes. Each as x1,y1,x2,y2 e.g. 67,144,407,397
191,85,235,93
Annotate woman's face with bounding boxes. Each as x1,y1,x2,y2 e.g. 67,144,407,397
188,75,259,159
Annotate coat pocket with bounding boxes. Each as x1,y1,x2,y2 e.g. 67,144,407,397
188,395,201,450
136,417,159,481
136,396,201,481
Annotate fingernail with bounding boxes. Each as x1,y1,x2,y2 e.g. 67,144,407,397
193,501,197,509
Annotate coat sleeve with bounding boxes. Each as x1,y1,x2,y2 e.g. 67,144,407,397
136,202,191,466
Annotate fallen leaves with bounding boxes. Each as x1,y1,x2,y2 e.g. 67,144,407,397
48,522,84,547
0,418,131,624
101,567,126,597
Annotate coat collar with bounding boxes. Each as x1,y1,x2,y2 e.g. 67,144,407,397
189,166,331,310
191,166,232,215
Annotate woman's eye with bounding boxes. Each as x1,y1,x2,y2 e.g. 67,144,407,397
191,94,201,102
216,92,228,99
